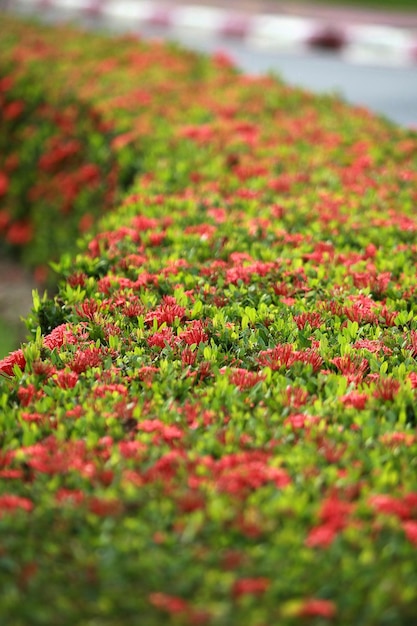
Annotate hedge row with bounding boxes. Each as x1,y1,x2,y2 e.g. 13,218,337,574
0,15,228,278
1,13,417,626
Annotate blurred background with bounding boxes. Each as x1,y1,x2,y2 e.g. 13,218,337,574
7,0,417,127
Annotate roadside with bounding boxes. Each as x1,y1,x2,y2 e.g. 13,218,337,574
0,259,35,356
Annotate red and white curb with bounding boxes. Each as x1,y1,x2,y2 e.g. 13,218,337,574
11,0,417,66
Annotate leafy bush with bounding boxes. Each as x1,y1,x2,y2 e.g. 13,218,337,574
1,13,417,626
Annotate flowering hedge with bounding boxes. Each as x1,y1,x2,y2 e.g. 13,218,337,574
1,13,417,626
0,15,227,280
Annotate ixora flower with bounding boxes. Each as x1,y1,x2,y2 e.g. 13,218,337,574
55,370,79,389
297,598,337,619
148,592,189,615
232,577,270,598
331,355,369,385
402,520,417,546
340,391,368,410
229,368,266,390
43,323,77,349
0,494,33,515
305,494,355,548
145,299,186,326
0,171,9,196
368,494,411,521
0,348,25,376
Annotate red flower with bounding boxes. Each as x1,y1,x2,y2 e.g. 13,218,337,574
283,386,309,408
145,300,186,326
331,355,369,385
131,214,159,231
379,304,398,327
68,272,87,288
232,577,270,598
221,549,246,570
179,320,208,346
343,301,377,325
295,347,323,372
319,495,355,528
118,440,147,459
181,347,197,366
148,232,166,246
79,213,94,234
284,413,320,430
215,457,290,495
56,370,79,389
4,100,24,120
149,592,189,614
75,299,99,320
7,220,33,246
0,209,10,232
230,368,266,390
340,391,368,409
368,494,410,520
137,419,183,443
298,598,337,619
93,383,127,398
212,50,235,69
305,524,338,548
179,123,214,144
0,171,9,197
184,223,216,239
89,497,123,516
379,432,415,447
32,360,55,378
177,489,205,513
144,450,186,483
352,338,392,355
70,347,102,373
66,406,84,419
373,377,401,401
0,76,13,92
55,488,85,505
408,330,417,358
294,312,323,330
22,412,45,423
306,494,354,548
403,520,417,546
78,163,100,184
43,323,76,350
137,366,159,383
0,494,33,514
409,372,417,389
258,344,294,370
122,297,145,317
0,349,26,376
147,327,176,349
0,469,23,479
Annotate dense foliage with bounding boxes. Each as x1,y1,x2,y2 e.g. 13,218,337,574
1,13,417,626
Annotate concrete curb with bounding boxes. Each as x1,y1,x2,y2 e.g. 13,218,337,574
11,0,417,66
